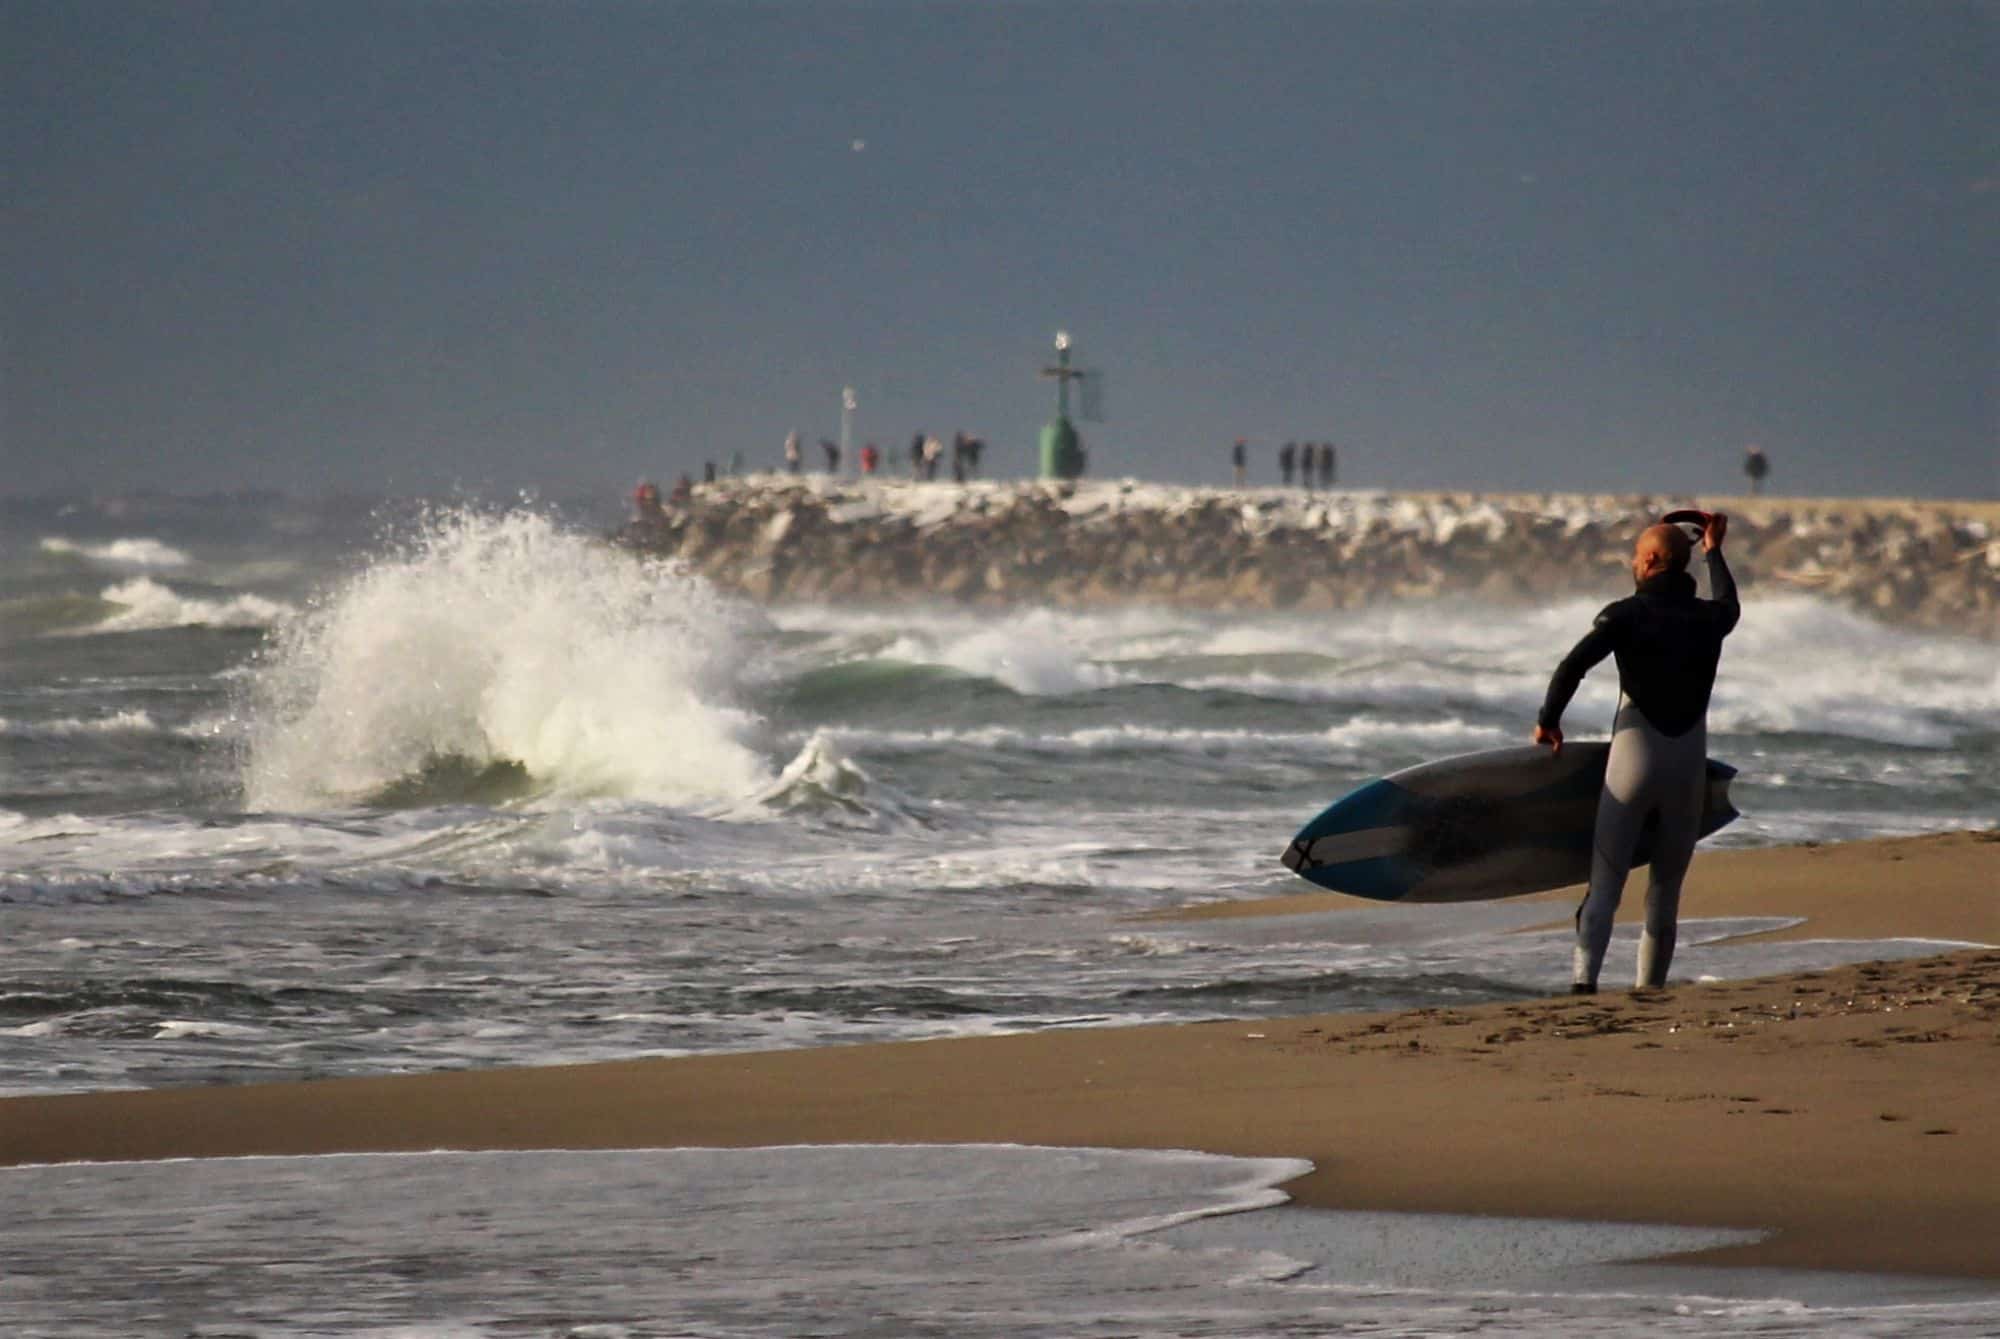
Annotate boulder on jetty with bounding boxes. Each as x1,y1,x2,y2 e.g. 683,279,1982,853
615,477,2000,638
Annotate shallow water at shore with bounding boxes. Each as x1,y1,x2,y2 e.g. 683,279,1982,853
7,1146,1995,1337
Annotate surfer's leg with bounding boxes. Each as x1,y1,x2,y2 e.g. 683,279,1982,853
1575,712,1653,991
1637,722,1707,989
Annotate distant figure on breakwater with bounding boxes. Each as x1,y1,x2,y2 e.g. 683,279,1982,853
1299,444,1316,494
1743,446,1770,496
668,473,693,504
631,481,665,527
922,436,943,480
1317,442,1336,489
821,439,841,474
949,431,985,482
860,442,880,474
1279,442,1297,486
783,432,803,475
1231,439,1247,488
909,433,926,479
703,460,716,483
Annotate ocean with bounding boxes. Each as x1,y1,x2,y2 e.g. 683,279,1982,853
4,493,1996,1336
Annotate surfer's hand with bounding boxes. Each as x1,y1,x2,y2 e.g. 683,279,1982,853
1703,512,1728,552
1533,724,1562,755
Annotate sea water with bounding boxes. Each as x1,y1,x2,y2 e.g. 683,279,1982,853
5,1147,1996,1337
3,494,1996,1333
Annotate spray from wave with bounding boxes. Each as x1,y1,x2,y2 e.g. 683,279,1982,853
242,508,771,810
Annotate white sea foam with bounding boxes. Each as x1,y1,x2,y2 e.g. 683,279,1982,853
810,716,1508,759
878,608,1125,694
0,1146,1316,1336
8,1146,1987,1337
38,535,190,568
843,594,1996,750
0,710,161,737
87,576,291,632
1708,597,1999,746
242,508,770,809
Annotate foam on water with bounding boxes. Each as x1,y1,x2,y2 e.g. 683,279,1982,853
0,710,162,737
242,509,771,809
779,594,1995,751
37,535,191,568
805,716,1510,759
734,729,938,828
879,607,1126,694
6,1146,1992,1337
81,576,292,632
1709,598,2000,746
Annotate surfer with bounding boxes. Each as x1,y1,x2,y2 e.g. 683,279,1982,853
1533,513,1739,993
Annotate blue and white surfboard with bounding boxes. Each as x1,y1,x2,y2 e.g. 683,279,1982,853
1281,744,1739,903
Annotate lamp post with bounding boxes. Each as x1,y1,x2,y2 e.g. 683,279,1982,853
840,387,856,475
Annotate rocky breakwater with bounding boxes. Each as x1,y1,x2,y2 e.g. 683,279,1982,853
618,478,2000,637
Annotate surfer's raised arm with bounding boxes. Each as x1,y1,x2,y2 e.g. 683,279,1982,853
1702,513,1740,631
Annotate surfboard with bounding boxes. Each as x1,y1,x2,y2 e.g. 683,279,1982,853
1280,744,1739,903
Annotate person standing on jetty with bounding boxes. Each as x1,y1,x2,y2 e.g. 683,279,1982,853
1533,512,1739,994
1231,438,1247,487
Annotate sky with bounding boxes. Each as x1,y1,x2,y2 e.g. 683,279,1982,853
4,1,1994,500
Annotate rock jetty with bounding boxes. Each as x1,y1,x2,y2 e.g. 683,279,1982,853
616,478,2000,638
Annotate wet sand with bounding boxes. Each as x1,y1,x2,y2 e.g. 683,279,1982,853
4,831,1995,1280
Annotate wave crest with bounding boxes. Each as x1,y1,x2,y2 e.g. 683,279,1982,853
739,731,934,829
93,577,290,633
242,508,770,810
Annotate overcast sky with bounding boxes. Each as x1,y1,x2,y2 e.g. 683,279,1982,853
5,1,1993,499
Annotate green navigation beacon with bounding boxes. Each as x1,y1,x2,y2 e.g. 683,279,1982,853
1037,329,1101,480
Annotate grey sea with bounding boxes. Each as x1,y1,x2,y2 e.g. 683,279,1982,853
4,493,1996,1337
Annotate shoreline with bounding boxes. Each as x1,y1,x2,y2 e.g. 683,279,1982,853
4,830,1994,1281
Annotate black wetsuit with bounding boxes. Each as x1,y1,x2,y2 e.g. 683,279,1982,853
1538,551,1740,739
1540,549,1739,990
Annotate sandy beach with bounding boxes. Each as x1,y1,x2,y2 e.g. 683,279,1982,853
5,830,1994,1281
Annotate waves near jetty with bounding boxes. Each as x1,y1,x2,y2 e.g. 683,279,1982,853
618,479,2000,637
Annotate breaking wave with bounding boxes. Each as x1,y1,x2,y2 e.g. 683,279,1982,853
738,730,935,828
242,508,771,810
